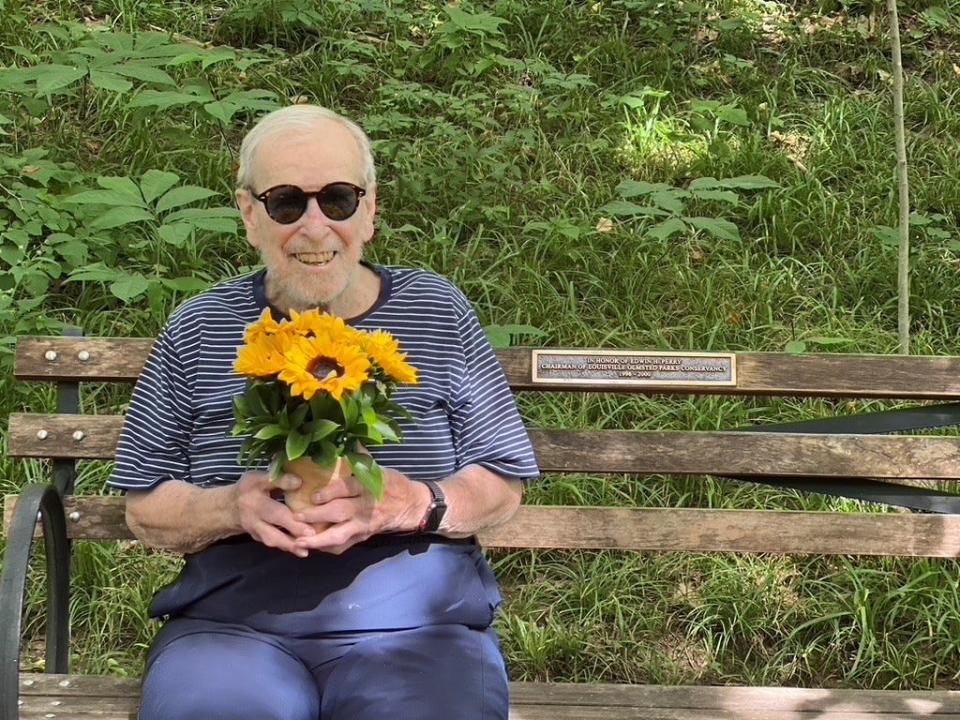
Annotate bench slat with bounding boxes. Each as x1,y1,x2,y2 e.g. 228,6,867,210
17,337,960,399
18,675,960,717
6,497,960,556
11,414,960,481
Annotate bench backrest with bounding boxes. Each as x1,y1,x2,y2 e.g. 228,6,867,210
6,337,960,557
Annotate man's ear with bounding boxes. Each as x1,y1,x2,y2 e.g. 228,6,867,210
236,188,260,249
363,187,377,243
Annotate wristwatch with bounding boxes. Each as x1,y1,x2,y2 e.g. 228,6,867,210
418,480,447,533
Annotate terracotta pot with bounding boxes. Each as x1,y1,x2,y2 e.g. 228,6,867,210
282,456,349,532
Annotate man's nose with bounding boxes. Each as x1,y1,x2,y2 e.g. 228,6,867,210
301,196,333,227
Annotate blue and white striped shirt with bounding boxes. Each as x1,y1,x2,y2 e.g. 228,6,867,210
108,265,539,491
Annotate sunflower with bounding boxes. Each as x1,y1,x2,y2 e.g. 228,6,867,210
243,307,285,344
234,329,297,378
278,334,371,400
362,330,418,384
287,308,364,343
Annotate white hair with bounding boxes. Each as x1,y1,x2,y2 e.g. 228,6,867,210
236,105,376,191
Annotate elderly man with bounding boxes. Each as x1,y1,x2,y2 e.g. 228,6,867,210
109,105,539,720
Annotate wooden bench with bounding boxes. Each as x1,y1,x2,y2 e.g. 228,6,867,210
3,336,960,719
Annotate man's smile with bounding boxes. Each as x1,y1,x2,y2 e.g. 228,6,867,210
294,251,336,266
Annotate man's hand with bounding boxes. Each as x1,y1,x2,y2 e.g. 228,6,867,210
234,471,318,558
289,468,430,555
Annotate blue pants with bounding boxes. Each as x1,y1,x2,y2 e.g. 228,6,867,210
139,618,509,720
138,537,509,719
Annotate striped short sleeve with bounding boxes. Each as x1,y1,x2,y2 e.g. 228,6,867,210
109,321,194,491
449,303,539,481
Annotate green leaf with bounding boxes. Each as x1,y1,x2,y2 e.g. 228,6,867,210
162,207,240,222
245,384,267,416
254,424,286,440
445,6,509,34
688,177,722,191
310,393,342,423
650,190,686,214
109,273,149,301
91,206,154,230
340,396,359,426
203,101,235,124
616,180,672,197
269,450,287,482
110,63,176,86
161,276,209,292
371,419,399,443
484,326,510,348
692,175,778,191
346,453,384,499
807,336,854,347
646,217,687,241
232,393,250,419
310,419,339,441
88,70,132,93
156,186,219,214
188,218,238,235
717,106,750,126
157,222,193,247
289,402,310,428
869,225,901,248
286,429,310,461
686,216,741,242
359,422,383,444
691,189,740,205
63,189,145,207
128,89,211,109
599,200,666,217
96,176,144,201
36,65,87,94
66,263,124,282
482,324,546,349
785,340,807,354
140,169,180,203
201,48,237,69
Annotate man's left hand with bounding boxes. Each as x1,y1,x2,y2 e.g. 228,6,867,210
290,467,430,555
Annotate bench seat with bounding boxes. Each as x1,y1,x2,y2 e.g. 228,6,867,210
6,339,960,720
18,674,960,719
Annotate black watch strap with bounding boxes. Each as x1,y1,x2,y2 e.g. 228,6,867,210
418,480,447,533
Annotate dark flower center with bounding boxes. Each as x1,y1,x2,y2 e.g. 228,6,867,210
308,356,343,379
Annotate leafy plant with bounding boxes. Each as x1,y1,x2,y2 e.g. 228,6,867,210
60,170,238,301
231,309,418,497
600,175,779,242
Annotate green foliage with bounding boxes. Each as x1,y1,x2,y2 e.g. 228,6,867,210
3,0,960,692
601,175,778,242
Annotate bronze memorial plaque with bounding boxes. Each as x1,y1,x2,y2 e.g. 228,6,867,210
532,350,737,387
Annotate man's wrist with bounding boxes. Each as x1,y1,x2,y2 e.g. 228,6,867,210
416,480,448,533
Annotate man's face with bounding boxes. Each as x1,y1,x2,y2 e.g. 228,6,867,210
237,120,377,317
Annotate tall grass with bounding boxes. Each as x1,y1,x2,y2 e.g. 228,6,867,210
2,0,959,688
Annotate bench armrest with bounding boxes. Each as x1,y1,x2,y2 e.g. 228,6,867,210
0,484,70,720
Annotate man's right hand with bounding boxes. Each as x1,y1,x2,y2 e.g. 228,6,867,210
126,476,316,556
234,472,316,557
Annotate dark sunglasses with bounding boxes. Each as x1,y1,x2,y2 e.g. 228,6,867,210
251,182,366,224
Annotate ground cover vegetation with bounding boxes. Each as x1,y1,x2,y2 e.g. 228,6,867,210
1,0,959,689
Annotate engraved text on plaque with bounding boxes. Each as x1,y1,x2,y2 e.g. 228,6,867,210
532,350,736,387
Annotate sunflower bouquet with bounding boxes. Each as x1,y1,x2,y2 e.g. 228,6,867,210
231,308,417,501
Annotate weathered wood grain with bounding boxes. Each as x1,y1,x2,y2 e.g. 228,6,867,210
6,498,960,556
17,675,960,718
9,414,124,460
11,414,960,481
15,338,155,383
17,337,960,399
